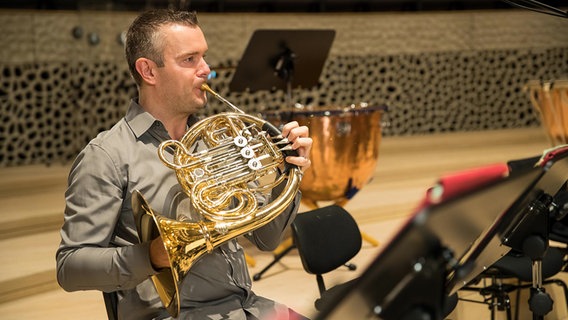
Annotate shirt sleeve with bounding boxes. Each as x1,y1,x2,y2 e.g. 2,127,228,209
56,143,156,292
245,178,302,251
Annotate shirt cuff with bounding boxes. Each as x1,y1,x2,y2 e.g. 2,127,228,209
128,241,161,277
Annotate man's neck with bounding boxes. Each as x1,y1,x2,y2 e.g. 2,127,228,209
163,119,188,141
138,94,188,141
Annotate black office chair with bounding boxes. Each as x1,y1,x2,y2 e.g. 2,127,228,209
291,205,362,310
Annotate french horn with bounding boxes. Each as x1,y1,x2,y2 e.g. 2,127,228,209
132,84,303,318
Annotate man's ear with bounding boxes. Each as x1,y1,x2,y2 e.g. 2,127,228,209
135,58,157,85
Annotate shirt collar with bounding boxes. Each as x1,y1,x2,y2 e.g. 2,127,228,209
124,99,202,139
125,99,157,139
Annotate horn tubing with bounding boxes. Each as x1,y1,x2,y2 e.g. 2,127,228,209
201,83,300,169
201,83,245,114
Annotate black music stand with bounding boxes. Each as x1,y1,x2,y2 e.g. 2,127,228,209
229,29,335,105
316,147,568,320
446,149,568,296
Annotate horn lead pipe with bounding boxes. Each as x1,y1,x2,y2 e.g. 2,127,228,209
201,83,245,114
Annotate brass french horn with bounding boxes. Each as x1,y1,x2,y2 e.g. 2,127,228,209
132,84,303,318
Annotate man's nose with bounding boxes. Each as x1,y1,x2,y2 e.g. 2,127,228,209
198,59,211,79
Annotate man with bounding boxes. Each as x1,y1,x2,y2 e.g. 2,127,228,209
56,9,312,320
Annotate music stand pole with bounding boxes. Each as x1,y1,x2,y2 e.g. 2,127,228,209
230,29,335,280
274,47,295,106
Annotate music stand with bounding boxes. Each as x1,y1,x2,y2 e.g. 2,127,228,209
315,148,568,320
229,29,335,105
445,148,568,296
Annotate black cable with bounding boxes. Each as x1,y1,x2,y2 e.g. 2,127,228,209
500,0,568,18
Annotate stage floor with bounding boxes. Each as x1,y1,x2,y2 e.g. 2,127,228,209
1,127,567,319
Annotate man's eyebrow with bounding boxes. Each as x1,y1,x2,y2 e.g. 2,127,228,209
178,51,198,58
177,50,207,59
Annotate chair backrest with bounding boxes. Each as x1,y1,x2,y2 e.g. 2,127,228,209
292,205,362,275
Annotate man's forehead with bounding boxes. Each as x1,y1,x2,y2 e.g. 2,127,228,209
166,24,205,39
160,24,208,53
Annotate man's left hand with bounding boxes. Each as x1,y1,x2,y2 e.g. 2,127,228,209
280,121,312,171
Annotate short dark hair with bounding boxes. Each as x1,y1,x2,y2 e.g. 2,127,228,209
125,9,199,86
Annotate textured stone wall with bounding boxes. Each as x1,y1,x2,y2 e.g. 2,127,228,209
1,9,567,166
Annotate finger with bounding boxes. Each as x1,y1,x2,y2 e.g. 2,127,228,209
286,125,309,142
280,121,299,137
286,155,311,169
290,137,313,155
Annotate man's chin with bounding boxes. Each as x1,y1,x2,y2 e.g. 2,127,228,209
192,94,207,108
199,97,208,109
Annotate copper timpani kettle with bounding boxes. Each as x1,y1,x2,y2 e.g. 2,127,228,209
525,80,568,146
265,102,386,209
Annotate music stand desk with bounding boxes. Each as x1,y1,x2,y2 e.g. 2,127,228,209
229,29,335,95
316,149,568,320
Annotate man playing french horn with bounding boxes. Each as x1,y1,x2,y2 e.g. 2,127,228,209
56,9,312,320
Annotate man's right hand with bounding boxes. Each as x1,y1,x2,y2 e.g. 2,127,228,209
149,237,170,269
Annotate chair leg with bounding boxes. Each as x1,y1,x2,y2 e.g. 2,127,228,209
504,294,512,320
493,281,513,320
487,290,512,320
253,244,295,281
486,278,567,320
460,277,516,320
460,275,568,320
314,274,327,311
514,280,521,320
102,292,118,320
316,274,326,295
487,292,512,320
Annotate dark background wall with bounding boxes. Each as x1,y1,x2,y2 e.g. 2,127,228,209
0,0,527,12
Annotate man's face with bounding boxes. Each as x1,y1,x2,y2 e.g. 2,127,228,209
154,24,210,115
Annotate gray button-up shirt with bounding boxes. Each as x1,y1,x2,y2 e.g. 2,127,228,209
56,100,301,320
